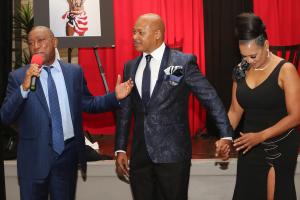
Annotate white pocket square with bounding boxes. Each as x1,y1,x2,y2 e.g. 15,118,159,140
164,65,183,75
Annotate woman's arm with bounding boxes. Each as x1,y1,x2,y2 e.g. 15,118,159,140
234,62,300,154
228,81,244,130
260,62,300,141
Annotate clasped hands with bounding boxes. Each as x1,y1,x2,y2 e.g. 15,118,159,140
215,132,265,160
215,139,232,161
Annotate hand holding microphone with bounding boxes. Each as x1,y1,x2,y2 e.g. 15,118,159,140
22,54,44,91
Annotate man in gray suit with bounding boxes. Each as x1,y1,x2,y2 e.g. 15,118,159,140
115,13,232,200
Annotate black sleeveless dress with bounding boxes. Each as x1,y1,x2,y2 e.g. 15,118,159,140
233,60,299,200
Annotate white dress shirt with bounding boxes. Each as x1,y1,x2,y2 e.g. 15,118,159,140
21,59,75,140
135,43,166,98
115,43,165,156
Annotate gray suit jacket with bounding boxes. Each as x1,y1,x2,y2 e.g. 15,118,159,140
115,46,233,163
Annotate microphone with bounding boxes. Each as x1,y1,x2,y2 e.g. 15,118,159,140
30,54,44,91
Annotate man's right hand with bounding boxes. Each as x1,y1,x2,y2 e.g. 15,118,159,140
215,139,232,161
115,152,129,181
22,63,41,91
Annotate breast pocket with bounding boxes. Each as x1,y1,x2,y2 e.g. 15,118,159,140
163,74,184,87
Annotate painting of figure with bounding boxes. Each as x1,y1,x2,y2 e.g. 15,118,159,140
49,0,101,38
62,0,88,36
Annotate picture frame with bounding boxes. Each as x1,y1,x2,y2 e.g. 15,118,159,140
33,0,115,48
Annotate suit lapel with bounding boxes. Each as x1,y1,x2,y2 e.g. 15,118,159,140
131,47,171,107
149,46,171,103
23,64,50,118
131,55,143,104
34,78,51,118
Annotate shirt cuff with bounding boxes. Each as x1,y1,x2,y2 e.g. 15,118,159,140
114,150,126,157
221,137,233,141
20,85,30,98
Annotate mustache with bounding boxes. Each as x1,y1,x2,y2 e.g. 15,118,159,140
133,41,141,46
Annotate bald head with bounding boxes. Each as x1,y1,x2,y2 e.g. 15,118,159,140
133,13,165,53
138,13,165,39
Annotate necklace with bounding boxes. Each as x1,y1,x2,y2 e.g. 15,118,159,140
253,64,270,71
253,53,273,71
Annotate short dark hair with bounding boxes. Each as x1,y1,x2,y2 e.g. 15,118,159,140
235,13,268,46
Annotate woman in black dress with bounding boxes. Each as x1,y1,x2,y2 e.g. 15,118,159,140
229,13,300,200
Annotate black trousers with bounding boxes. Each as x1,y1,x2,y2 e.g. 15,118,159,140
129,140,191,200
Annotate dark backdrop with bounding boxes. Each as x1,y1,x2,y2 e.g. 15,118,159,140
203,0,253,136
0,0,13,199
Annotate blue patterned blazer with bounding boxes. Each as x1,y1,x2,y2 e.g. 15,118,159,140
115,46,233,163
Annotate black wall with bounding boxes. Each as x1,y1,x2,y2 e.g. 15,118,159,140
0,0,13,198
203,0,253,136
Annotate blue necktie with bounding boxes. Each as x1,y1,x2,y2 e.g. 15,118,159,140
142,54,152,105
44,67,64,155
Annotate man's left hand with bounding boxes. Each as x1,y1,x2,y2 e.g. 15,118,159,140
115,75,134,100
215,139,232,161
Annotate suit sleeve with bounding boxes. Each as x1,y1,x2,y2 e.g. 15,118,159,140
114,64,132,151
184,55,234,138
81,70,119,113
0,72,26,124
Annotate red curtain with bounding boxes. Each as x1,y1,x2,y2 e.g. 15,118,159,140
79,0,206,136
253,0,300,46
253,0,300,70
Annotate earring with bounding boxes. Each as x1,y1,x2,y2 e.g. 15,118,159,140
267,49,270,58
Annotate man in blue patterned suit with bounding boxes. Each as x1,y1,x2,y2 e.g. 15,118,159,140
115,13,233,200
0,26,133,200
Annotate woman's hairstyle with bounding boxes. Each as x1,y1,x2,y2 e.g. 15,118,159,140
235,13,268,46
